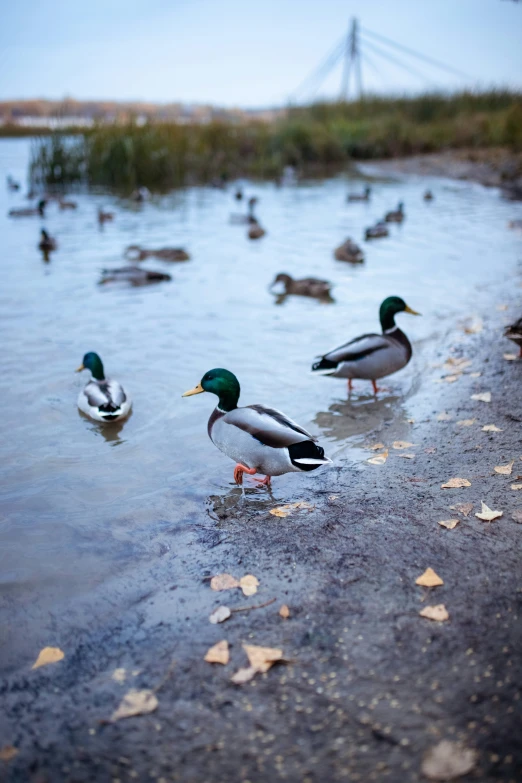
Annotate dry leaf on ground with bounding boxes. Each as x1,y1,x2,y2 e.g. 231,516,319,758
369,442,385,450
444,357,472,371
209,606,232,624
512,511,522,523
422,740,477,781
398,453,415,459
0,746,18,762
482,424,502,432
437,412,452,421
110,689,158,722
471,392,491,403
231,667,257,684
368,449,389,465
438,519,460,530
204,640,229,665
416,568,444,587
450,503,473,517
269,502,314,518
31,646,64,670
463,318,483,335
504,353,518,361
210,573,240,591
112,668,126,683
469,372,481,378
279,604,290,619
475,502,503,522
239,575,259,597
494,461,514,476
420,604,449,622
425,447,437,454
511,483,522,490
243,644,283,673
393,441,414,449
457,419,476,427
443,375,460,383
441,478,471,489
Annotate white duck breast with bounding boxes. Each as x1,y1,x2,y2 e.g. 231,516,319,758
316,328,412,380
209,404,329,476
78,379,132,422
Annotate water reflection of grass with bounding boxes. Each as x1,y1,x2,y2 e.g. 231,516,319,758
29,90,522,190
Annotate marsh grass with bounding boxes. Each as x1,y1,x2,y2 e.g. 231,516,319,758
29,91,522,190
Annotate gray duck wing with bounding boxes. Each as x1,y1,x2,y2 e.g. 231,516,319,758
323,333,390,363
225,405,315,448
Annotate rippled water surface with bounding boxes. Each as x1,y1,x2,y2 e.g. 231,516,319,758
1,138,520,634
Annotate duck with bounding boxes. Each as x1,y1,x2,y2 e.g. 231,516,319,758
7,175,20,191
248,220,266,240
9,198,46,218
131,186,151,202
125,245,190,262
59,198,78,210
230,196,258,225
347,185,371,203
235,188,243,201
76,352,132,423
270,273,332,299
38,229,57,253
385,202,405,223
334,238,365,263
98,207,114,224
182,368,331,486
99,266,172,285
504,317,522,357
365,221,389,240
423,190,434,201
311,296,421,394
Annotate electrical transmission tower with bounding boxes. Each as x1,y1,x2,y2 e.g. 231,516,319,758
340,18,363,101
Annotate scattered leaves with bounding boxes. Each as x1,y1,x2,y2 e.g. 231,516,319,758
392,441,414,449
422,740,477,781
204,640,229,665
368,449,389,465
438,519,459,530
437,412,452,421
482,424,502,432
269,502,314,518
450,502,473,517
494,460,514,476
239,575,259,597
471,392,491,403
231,667,257,684
209,606,232,624
0,746,18,762
416,568,444,587
31,646,64,670
279,604,290,619
511,483,522,490
444,357,472,372
504,353,518,361
243,644,283,673
110,689,158,722
441,478,471,489
475,502,503,522
420,604,449,622
210,573,240,591
457,419,475,427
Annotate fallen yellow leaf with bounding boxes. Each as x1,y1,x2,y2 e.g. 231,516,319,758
112,668,126,683
471,392,491,403
209,606,232,624
210,574,240,591
415,568,444,587
463,318,483,334
269,502,314,518
369,442,385,450
31,646,64,670
243,644,283,673
110,689,158,722
443,375,460,383
0,746,18,762
392,441,414,449
441,478,471,489
475,502,503,522
368,449,389,465
438,519,459,530
422,740,477,781
239,574,259,597
279,604,290,619
231,666,257,684
419,604,449,622
398,453,415,459
494,461,514,476
511,483,522,490
457,419,476,427
482,424,502,432
204,640,229,665
504,353,518,361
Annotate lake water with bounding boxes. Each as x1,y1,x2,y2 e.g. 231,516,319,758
0,137,520,668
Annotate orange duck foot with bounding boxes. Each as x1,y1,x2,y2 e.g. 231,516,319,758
233,463,257,485
254,475,272,487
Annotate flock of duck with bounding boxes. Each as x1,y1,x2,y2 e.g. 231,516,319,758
6,175,522,488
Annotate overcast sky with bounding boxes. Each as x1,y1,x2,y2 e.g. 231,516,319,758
1,0,521,107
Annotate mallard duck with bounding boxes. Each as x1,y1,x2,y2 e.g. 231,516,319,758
347,185,371,202
9,198,46,218
99,266,171,285
270,273,331,299
385,202,405,223
125,245,190,262
504,317,522,357
98,207,114,224
365,221,389,240
76,352,132,422
38,229,57,253
311,296,421,394
423,190,434,201
182,368,331,486
248,220,266,240
131,186,151,202
334,238,365,263
59,198,78,210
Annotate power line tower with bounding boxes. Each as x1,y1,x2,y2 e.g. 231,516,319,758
340,18,363,101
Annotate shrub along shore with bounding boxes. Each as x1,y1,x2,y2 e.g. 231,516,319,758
27,91,522,191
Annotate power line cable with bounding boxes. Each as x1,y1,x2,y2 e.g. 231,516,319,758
362,37,439,88
290,37,346,101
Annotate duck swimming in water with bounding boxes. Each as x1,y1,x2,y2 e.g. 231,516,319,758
385,202,405,223
334,238,365,263
9,198,46,218
99,266,171,285
270,273,332,300
182,368,331,486
38,229,57,253
76,352,132,423
311,296,421,394
365,221,389,240
347,185,371,202
125,245,190,262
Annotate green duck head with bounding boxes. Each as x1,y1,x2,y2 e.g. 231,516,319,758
76,351,105,381
379,296,420,332
182,368,240,412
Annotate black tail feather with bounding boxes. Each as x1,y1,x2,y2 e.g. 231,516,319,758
288,441,327,471
312,357,337,372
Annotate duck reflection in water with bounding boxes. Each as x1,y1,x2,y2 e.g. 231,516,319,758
78,409,130,445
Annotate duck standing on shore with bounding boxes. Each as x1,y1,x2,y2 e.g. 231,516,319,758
311,296,420,394
182,368,331,486
76,352,132,422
